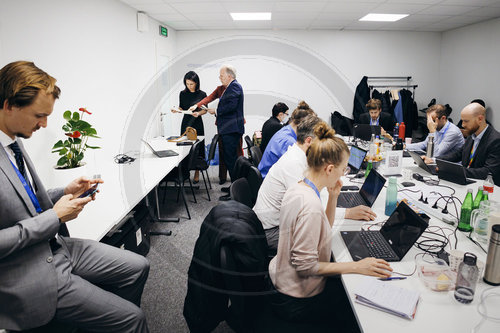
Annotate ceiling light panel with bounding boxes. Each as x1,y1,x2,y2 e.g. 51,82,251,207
359,13,409,21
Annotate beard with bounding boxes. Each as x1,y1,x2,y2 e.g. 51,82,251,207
465,124,480,136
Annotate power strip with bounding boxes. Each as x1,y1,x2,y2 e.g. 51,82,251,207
401,193,458,226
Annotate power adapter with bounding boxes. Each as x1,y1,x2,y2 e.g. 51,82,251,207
413,173,424,182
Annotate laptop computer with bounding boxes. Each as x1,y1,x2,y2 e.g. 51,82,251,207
142,139,179,158
353,124,381,141
436,159,475,185
337,169,386,208
408,150,437,175
403,149,425,158
340,201,429,262
348,146,367,174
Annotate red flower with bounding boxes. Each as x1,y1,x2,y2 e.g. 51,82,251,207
65,131,81,138
79,107,92,115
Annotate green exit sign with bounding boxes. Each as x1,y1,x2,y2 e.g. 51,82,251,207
159,25,168,37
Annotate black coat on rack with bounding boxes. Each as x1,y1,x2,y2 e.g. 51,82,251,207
352,76,370,123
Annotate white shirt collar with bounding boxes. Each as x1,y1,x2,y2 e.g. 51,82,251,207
0,129,16,149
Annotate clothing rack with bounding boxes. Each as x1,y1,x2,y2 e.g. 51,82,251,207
367,76,417,100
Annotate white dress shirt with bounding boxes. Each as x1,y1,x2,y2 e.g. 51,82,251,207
0,130,34,185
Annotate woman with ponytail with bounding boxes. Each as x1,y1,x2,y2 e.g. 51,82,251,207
268,122,392,327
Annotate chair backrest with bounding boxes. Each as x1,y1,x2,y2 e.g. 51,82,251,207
247,166,263,206
230,178,253,208
207,134,219,162
244,135,253,157
187,139,205,170
232,156,253,181
249,146,262,167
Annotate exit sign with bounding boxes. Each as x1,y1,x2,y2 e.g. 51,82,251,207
159,25,168,37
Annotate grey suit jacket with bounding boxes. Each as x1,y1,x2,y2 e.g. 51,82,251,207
0,140,65,330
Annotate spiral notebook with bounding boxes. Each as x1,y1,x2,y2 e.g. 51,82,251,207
354,277,420,320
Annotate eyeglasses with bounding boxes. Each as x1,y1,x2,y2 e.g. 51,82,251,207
344,166,351,176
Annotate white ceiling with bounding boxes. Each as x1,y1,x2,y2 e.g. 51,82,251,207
120,0,500,32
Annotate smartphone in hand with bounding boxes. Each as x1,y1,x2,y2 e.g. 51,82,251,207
78,184,99,198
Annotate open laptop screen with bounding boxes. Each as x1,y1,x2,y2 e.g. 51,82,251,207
359,169,386,206
348,146,367,171
380,202,428,259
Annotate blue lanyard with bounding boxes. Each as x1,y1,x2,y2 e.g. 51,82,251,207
371,118,379,126
10,160,42,213
436,122,450,145
303,178,320,198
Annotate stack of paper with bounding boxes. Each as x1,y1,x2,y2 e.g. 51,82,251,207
354,277,420,320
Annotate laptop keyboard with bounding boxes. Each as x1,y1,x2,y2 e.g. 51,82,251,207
338,192,366,207
359,231,398,260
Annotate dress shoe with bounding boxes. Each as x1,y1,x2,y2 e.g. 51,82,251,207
221,186,230,193
219,194,231,201
219,179,226,185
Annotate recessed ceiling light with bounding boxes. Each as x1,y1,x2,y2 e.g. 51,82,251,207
230,12,272,21
359,13,409,22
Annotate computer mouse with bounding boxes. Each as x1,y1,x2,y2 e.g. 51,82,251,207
401,181,415,187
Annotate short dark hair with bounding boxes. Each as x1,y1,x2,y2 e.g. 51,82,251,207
427,104,448,119
0,60,60,108
183,71,200,92
470,99,485,108
296,114,321,144
272,102,288,117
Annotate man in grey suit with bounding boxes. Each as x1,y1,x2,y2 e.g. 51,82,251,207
0,61,150,332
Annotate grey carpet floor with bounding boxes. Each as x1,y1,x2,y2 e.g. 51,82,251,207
141,167,235,333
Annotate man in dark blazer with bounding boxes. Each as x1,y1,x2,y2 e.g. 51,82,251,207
191,65,244,185
260,102,288,153
0,61,149,332
424,102,500,185
358,98,394,137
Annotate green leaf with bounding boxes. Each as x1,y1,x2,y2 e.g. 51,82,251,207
52,140,63,149
73,138,82,144
85,145,101,149
63,139,70,147
62,125,70,131
87,128,97,135
63,111,71,120
68,137,74,144
72,112,80,121
57,156,68,166
59,148,68,155
77,153,84,161
78,120,92,130
87,134,101,139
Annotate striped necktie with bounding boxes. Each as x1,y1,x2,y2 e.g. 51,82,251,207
9,142,27,180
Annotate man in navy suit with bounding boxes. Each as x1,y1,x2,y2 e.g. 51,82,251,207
191,65,244,186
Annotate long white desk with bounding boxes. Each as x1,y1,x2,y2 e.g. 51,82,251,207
324,155,500,333
66,137,199,241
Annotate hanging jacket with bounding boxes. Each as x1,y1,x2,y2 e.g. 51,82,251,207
400,89,418,137
352,76,370,123
183,200,268,333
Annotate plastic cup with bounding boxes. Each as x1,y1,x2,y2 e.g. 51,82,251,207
449,249,465,272
405,138,412,145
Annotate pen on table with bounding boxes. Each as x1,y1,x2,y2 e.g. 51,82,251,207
378,277,407,281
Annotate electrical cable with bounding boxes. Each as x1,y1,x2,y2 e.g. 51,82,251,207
471,287,500,333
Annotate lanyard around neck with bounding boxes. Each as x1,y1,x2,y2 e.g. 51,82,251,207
9,160,42,213
303,177,320,198
436,121,450,145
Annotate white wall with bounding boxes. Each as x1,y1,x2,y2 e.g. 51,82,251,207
439,18,500,129
0,0,176,185
172,30,442,142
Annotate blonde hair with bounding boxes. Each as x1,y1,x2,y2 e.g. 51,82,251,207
366,99,381,111
290,100,316,126
0,60,60,107
306,122,348,171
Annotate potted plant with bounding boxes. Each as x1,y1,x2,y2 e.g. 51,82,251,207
52,107,100,169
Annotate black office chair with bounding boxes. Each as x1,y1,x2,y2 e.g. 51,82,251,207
249,146,262,168
230,178,253,208
232,156,253,181
244,135,254,157
187,139,211,201
247,166,263,206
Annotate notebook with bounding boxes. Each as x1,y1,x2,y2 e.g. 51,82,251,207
348,146,367,174
355,277,420,320
337,169,386,208
341,201,429,262
142,139,179,158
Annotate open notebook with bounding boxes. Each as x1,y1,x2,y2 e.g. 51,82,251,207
354,277,420,320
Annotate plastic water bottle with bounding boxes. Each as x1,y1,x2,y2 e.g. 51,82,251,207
385,177,398,216
483,173,494,193
393,123,399,141
454,253,479,304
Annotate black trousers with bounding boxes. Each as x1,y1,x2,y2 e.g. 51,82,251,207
220,133,242,181
269,277,360,332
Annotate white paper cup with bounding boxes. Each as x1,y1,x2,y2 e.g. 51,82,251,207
405,138,412,145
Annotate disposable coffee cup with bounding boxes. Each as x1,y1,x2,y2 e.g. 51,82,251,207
405,138,412,145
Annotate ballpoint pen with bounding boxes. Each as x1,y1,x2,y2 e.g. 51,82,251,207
378,277,407,281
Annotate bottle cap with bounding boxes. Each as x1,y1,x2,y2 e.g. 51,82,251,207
463,252,477,266
467,188,473,193
492,224,500,234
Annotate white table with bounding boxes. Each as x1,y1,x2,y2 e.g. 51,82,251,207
67,137,200,241
325,155,500,333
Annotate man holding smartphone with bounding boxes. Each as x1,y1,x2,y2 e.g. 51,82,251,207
0,61,150,332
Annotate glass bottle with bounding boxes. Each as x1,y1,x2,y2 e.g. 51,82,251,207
458,189,473,232
483,173,494,194
364,160,373,178
482,190,489,202
385,177,398,216
454,252,479,304
472,186,484,211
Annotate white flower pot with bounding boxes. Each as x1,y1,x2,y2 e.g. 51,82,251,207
52,163,87,188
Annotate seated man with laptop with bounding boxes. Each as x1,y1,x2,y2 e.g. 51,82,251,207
358,99,393,139
422,102,500,186
406,104,464,158
254,119,377,252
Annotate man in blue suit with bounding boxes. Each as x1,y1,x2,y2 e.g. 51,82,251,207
191,65,244,188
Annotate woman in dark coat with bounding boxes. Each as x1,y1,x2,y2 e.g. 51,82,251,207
172,71,207,182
